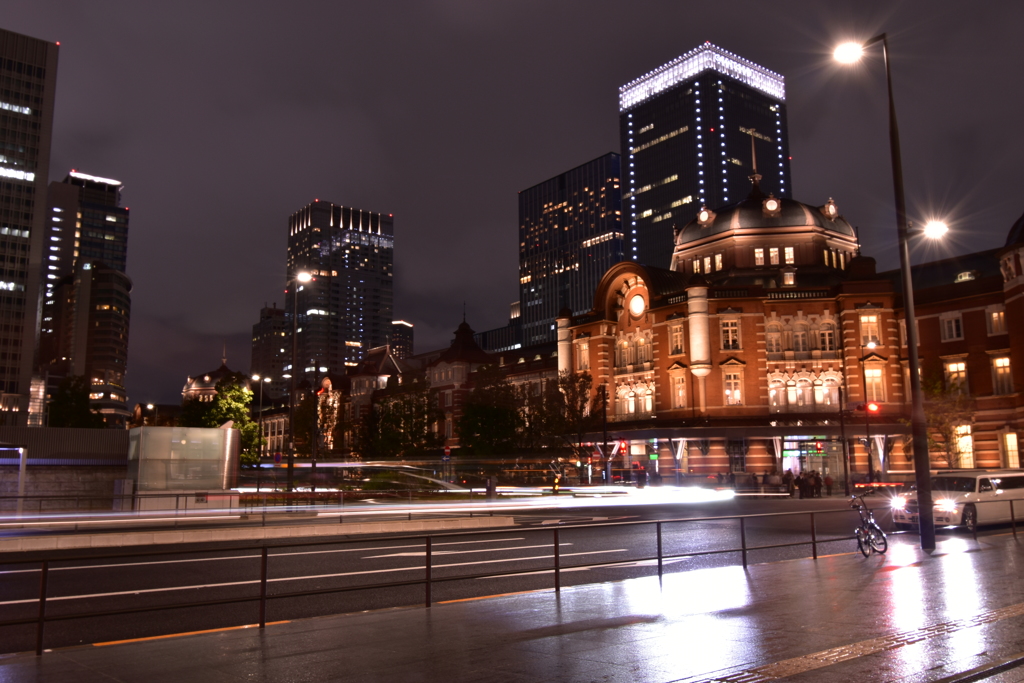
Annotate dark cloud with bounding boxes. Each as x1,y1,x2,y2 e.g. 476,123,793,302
4,1,1022,403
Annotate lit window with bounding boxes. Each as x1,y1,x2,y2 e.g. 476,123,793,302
766,326,782,354
715,253,723,271
955,425,975,468
864,366,885,402
754,248,764,266
769,247,780,265
987,306,1006,336
944,361,967,393
672,375,686,408
793,330,808,353
704,256,711,273
784,247,795,264
859,314,879,346
993,357,1012,395
724,372,742,405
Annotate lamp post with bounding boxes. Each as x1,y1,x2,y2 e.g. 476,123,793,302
287,271,313,493
146,403,157,427
859,341,876,482
838,387,851,496
835,36,948,550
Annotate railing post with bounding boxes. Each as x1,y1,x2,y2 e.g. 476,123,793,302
810,511,818,560
1011,500,1018,539
425,537,432,607
656,521,663,578
553,528,561,592
35,560,48,655
740,517,747,569
259,546,269,628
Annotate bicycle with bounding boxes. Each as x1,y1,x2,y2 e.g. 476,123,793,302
851,494,887,556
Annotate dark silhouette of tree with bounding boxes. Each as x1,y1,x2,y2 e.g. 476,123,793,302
458,364,521,455
48,375,105,428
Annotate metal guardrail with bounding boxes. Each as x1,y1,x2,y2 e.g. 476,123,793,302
0,502,960,656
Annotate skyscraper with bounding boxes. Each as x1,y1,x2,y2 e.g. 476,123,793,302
0,28,59,423
250,303,289,400
38,170,132,426
286,200,393,385
519,153,623,346
390,320,414,360
619,42,792,268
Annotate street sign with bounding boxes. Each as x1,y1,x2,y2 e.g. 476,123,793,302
442,455,450,462
273,452,282,464
444,446,451,456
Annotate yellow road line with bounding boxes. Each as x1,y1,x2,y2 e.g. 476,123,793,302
92,621,290,647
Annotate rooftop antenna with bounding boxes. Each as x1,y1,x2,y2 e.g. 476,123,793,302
742,128,765,197
222,343,227,367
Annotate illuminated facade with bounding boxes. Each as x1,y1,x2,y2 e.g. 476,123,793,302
619,42,792,268
286,200,394,387
519,153,623,346
0,29,58,423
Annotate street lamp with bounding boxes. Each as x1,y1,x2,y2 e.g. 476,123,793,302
287,271,313,493
146,403,157,426
835,34,939,550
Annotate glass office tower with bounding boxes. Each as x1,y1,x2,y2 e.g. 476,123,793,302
619,43,792,268
519,153,622,346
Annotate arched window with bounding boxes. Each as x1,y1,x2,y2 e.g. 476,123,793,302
769,378,786,413
766,325,782,354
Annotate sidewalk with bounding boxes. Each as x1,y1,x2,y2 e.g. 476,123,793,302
3,532,1024,682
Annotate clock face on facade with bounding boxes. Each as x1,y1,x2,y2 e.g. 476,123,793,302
698,210,710,223
765,198,779,212
629,294,646,317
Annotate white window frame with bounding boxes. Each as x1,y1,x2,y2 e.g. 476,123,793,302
671,374,686,409
819,324,836,352
724,371,743,405
769,247,779,265
669,324,684,356
575,340,590,371
721,319,740,350
940,312,964,342
754,248,764,266
859,314,880,346
864,365,885,402
784,246,795,264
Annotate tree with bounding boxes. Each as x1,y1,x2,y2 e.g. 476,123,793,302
355,373,444,458
458,365,521,455
179,373,264,468
48,375,105,428
922,377,974,469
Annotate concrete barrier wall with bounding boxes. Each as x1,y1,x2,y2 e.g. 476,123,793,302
0,466,126,511
0,515,517,553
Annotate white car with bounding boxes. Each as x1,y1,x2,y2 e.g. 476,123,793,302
891,470,1024,528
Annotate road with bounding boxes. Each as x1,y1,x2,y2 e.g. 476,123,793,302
0,496,980,654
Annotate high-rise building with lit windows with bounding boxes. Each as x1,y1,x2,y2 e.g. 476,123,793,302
0,28,59,424
38,170,132,426
519,153,622,346
286,200,393,387
619,42,792,268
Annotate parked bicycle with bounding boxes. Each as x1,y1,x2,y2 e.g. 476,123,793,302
851,493,887,556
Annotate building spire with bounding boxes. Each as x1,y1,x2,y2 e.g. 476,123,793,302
222,343,227,367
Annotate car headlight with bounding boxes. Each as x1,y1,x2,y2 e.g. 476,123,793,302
890,497,907,511
935,499,957,513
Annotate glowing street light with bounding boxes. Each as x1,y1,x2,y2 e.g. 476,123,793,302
835,33,938,550
287,270,313,493
833,42,864,64
923,220,949,240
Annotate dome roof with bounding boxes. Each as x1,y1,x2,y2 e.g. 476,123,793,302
1005,209,1024,248
674,190,855,247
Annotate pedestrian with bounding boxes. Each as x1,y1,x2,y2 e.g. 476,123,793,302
813,471,823,498
717,471,724,485
824,474,834,497
783,469,794,497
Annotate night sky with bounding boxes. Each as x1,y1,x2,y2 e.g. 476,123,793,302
5,1,1023,404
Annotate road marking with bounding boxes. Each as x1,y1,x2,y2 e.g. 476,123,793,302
0,549,629,606
692,601,1024,682
363,542,571,559
92,621,290,647
0,537,528,575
